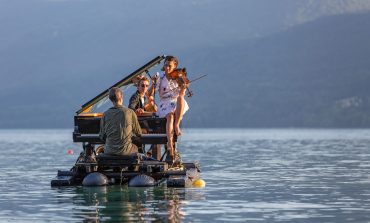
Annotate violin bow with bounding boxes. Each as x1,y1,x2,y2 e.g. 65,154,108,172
189,74,208,83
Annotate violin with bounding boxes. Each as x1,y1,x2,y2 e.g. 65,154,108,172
168,68,193,97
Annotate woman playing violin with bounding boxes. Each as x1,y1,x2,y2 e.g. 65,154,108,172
153,56,189,162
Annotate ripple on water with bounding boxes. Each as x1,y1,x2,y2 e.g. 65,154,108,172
1,129,370,222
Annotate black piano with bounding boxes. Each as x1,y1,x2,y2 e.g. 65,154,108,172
72,55,174,159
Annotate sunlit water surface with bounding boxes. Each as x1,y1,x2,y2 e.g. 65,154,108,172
1,129,370,222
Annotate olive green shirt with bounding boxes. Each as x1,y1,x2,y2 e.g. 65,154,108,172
99,105,142,155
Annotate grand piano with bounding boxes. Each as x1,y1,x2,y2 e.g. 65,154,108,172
51,55,200,187
72,55,171,159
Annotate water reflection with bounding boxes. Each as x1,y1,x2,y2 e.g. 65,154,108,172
2,129,370,222
53,185,205,222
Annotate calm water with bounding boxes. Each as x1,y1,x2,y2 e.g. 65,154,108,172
1,129,370,222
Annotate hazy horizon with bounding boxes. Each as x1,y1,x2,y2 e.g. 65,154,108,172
1,0,370,128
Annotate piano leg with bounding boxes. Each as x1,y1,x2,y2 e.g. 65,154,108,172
152,144,161,161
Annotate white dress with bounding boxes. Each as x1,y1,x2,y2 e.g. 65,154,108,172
156,72,189,118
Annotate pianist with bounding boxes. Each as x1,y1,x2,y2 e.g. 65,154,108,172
99,87,142,155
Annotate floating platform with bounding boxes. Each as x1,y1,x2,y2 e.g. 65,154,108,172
51,154,200,187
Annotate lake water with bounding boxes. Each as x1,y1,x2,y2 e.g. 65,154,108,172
1,129,370,222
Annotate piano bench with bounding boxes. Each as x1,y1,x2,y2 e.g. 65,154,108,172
97,153,141,168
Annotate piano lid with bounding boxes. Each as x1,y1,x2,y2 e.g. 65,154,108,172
76,55,166,115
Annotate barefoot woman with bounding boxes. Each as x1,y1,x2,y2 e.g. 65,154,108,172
154,56,189,161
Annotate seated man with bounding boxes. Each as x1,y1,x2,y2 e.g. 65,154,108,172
99,87,142,155
129,77,157,115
